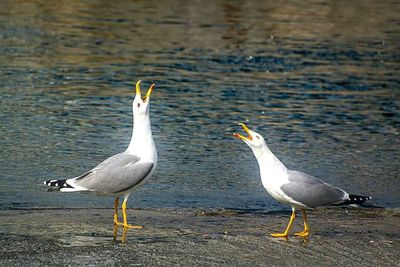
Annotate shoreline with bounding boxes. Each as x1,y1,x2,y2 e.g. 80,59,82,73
1,207,399,266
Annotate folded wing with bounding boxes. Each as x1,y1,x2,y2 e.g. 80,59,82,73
68,153,154,194
280,170,347,208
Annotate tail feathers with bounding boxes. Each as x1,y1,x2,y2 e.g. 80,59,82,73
342,194,372,205
44,179,74,191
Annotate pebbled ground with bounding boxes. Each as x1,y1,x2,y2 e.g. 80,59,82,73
0,207,399,266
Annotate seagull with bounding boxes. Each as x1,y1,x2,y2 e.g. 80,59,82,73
45,80,157,229
233,123,371,238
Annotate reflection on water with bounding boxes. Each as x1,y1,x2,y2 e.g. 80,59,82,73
0,0,399,211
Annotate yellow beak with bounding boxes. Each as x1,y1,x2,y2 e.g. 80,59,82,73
136,80,155,102
233,123,253,141
143,84,155,103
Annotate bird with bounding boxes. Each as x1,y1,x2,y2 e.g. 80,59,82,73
45,80,157,229
233,122,371,238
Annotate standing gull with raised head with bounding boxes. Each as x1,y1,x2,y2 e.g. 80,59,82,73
234,123,371,237
45,80,157,230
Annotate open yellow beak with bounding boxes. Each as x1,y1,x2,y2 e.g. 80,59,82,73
136,80,155,103
233,123,253,141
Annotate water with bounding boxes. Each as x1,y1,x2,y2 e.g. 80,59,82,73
0,1,399,211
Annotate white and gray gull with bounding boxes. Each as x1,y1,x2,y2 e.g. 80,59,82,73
45,80,157,229
234,123,371,238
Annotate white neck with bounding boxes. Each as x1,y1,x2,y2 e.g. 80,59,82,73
126,114,157,162
252,144,288,184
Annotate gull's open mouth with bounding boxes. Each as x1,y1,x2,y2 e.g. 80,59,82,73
136,80,155,103
233,123,253,141
142,84,155,103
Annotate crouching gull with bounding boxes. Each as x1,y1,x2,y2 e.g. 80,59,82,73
45,80,157,229
233,123,371,238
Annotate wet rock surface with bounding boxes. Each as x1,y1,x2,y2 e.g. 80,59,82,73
0,208,399,266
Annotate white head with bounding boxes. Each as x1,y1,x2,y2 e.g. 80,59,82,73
233,122,287,174
126,80,157,158
132,80,155,117
233,123,267,150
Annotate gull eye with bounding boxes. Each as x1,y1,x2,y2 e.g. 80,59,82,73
256,135,260,140
137,103,141,108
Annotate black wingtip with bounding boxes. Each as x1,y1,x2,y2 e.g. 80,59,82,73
44,179,73,189
345,194,372,205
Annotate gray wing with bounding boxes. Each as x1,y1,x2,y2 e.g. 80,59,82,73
280,170,347,208
72,153,154,194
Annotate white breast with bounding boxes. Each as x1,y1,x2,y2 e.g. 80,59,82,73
260,166,290,203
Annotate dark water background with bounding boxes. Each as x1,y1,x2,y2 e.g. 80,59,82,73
0,0,399,211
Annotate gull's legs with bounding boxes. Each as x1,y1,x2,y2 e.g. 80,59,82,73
121,226,128,243
121,198,143,229
114,196,142,241
271,208,296,238
113,197,119,225
294,209,309,237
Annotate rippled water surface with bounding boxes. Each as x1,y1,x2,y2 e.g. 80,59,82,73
1,0,399,211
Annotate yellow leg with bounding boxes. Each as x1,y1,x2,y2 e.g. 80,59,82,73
113,223,119,241
121,226,128,243
113,198,119,225
271,209,296,238
120,199,143,229
294,209,310,237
